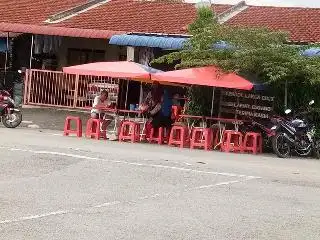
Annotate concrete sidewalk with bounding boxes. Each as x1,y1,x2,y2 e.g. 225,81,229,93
20,106,90,131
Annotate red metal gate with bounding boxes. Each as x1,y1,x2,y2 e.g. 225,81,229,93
24,69,119,109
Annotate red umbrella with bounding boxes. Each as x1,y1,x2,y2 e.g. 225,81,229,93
152,66,253,90
63,61,162,81
63,61,174,110
152,66,253,116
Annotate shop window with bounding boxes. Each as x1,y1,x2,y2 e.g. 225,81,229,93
67,48,105,66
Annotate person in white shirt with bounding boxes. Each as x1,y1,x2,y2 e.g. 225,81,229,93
91,90,114,131
91,90,112,118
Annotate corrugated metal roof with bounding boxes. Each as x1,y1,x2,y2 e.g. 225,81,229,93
0,22,123,39
109,34,189,50
301,48,320,57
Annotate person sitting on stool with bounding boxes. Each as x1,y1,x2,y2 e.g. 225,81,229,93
91,90,114,131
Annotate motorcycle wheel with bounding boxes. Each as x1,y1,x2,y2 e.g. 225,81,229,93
296,147,312,157
272,132,291,158
2,111,22,128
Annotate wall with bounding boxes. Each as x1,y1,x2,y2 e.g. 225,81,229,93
57,37,124,69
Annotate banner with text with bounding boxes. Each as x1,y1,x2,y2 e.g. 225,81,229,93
219,91,274,119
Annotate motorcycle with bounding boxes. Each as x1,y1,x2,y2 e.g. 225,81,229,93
242,116,279,152
271,100,320,159
0,89,22,128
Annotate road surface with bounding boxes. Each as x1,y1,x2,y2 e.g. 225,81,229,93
0,127,319,240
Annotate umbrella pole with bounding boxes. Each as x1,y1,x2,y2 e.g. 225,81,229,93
210,87,215,117
125,80,129,109
139,82,143,106
29,34,34,69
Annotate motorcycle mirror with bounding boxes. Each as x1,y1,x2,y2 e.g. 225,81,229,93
285,109,292,114
309,100,315,106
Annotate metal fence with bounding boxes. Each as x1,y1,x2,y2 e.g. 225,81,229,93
24,69,120,109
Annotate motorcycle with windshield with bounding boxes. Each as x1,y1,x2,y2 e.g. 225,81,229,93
0,89,22,128
271,100,320,159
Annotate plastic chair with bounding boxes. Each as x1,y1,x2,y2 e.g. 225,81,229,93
149,127,168,145
190,127,213,151
221,130,243,153
85,118,107,140
243,132,263,154
63,116,82,137
168,125,189,148
119,121,141,143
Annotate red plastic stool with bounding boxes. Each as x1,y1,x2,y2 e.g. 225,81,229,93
149,127,168,145
190,128,213,151
63,116,82,137
119,121,141,143
85,118,107,140
168,125,189,148
243,132,263,154
221,130,243,153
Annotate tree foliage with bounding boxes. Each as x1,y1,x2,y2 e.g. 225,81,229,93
153,6,320,134
153,7,320,85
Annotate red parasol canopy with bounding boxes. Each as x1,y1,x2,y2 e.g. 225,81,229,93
152,66,253,90
63,61,162,81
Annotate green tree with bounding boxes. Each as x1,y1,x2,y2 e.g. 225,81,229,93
153,6,320,115
155,6,320,84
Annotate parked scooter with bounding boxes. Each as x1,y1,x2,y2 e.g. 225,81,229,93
0,89,22,128
270,100,320,159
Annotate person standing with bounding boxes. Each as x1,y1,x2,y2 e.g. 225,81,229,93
141,82,173,139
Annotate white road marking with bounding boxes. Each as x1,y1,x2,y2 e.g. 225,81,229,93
183,162,192,166
0,179,249,225
93,201,121,208
27,124,40,129
0,210,71,224
1,147,261,179
51,133,62,136
194,180,240,189
21,120,33,124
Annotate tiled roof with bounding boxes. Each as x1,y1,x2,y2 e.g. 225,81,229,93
226,5,320,43
0,0,86,25
1,0,320,43
53,0,320,42
54,0,231,34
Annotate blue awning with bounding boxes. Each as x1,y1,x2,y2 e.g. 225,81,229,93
301,47,320,57
0,38,8,52
109,34,189,50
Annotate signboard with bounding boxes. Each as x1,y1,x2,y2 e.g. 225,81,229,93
219,90,274,119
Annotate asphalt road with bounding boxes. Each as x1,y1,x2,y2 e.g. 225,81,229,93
0,128,319,240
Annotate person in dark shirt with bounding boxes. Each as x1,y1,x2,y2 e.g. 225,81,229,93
141,82,173,138
172,93,181,107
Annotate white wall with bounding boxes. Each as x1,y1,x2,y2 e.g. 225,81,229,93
57,37,124,69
